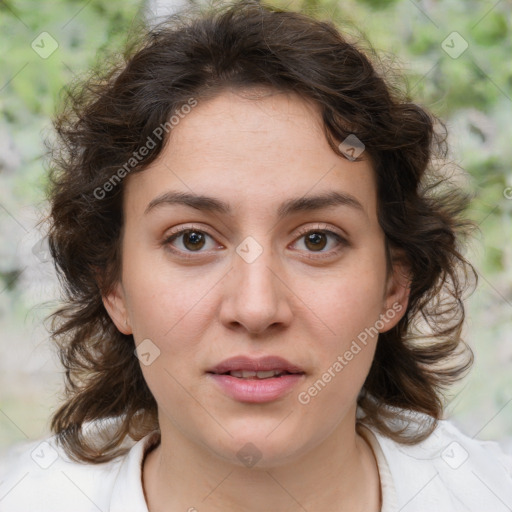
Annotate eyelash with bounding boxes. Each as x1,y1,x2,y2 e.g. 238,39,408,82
162,224,348,260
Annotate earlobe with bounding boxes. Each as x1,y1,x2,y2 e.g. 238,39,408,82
102,282,132,335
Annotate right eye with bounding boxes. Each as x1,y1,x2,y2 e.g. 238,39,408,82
163,225,222,257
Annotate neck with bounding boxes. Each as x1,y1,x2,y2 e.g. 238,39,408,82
142,410,381,512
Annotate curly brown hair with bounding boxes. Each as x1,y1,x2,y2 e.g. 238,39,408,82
45,0,477,463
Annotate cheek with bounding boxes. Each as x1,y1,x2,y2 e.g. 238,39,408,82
296,282,380,413
123,248,218,340
296,267,385,391
301,268,385,341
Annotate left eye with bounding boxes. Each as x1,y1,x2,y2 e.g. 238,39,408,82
292,229,346,254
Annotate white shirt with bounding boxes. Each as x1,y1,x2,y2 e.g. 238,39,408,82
1,418,511,512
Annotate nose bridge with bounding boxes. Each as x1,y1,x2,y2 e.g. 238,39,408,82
221,233,291,333
235,233,280,305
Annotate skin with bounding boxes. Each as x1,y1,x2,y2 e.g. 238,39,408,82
103,87,410,512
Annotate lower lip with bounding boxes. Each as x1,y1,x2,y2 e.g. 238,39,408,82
207,373,305,403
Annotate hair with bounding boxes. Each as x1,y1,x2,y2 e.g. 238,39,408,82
45,0,478,463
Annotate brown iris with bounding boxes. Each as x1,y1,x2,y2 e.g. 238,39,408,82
182,230,206,251
304,232,327,251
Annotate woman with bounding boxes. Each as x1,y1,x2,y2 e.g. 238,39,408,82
1,1,511,511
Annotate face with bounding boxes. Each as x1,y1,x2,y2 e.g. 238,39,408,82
103,87,409,468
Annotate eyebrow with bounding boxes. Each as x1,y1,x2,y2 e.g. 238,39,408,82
144,190,366,219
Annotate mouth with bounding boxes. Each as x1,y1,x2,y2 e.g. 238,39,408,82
207,355,306,377
207,369,304,379
206,355,306,403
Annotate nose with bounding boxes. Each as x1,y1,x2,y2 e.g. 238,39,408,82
219,240,293,335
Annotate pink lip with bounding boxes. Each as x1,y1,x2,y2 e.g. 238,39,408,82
208,355,305,374
207,373,305,403
206,355,306,403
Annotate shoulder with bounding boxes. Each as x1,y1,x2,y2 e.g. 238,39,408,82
0,431,156,512
371,415,512,512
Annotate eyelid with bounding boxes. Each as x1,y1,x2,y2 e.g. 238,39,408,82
166,223,214,238
294,222,347,239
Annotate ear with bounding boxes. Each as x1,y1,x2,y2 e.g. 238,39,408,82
102,281,132,335
378,249,411,333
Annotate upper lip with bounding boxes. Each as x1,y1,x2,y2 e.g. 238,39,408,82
208,355,305,374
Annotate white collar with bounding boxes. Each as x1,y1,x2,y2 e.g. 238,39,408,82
359,424,398,512
109,430,160,512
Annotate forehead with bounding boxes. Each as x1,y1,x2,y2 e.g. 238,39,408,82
123,88,377,222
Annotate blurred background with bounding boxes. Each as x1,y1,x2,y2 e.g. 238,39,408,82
0,0,511,457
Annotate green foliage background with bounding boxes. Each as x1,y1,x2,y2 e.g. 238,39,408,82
0,0,511,452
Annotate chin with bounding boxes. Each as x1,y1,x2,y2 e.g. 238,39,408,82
208,428,309,470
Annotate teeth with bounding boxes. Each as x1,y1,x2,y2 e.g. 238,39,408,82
229,370,284,379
